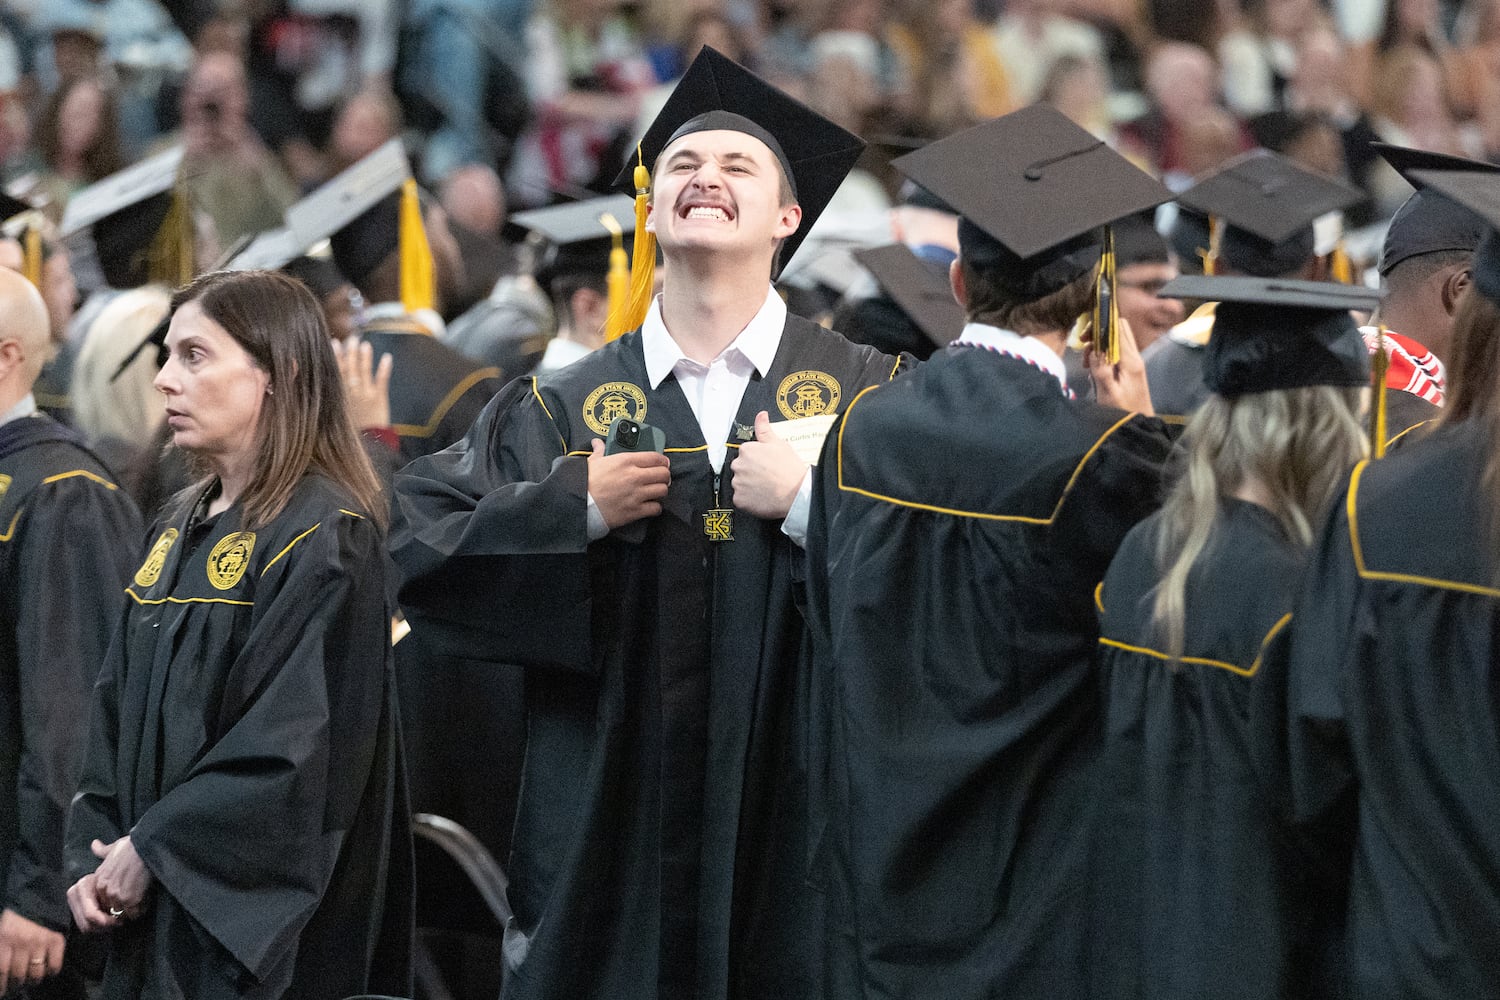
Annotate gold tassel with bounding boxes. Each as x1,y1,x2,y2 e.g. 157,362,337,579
600,213,630,342
20,225,41,289
1371,323,1389,459
626,146,656,331
1092,225,1121,365
146,186,194,288
1200,215,1220,277
1330,239,1354,284
399,178,436,315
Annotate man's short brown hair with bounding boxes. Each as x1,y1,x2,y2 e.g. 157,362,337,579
960,260,1097,337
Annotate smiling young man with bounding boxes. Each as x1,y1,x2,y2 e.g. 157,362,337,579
391,48,906,1000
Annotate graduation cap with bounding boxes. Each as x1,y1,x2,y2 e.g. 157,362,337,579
1157,275,1379,396
892,105,1171,295
612,45,866,305
0,191,47,288
890,104,1171,360
1372,143,1498,276
1177,150,1365,278
512,195,637,291
1405,167,1500,305
853,243,965,348
286,139,435,313
220,227,302,273
1112,213,1171,268
61,147,193,290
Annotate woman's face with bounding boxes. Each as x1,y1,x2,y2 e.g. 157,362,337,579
154,300,270,464
56,81,104,160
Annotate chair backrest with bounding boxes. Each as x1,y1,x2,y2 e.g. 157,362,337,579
412,812,514,935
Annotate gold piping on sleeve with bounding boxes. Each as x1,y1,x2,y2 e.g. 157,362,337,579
1385,419,1432,450
888,356,902,380
260,523,322,577
837,398,1138,523
41,469,119,490
531,377,570,452
392,368,502,439
337,509,365,519
0,509,20,542
1347,458,1500,598
1094,581,1106,615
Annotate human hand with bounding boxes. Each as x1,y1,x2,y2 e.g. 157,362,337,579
333,336,394,430
65,871,117,933
90,837,153,918
0,909,64,993
587,439,671,529
1087,316,1155,416
730,411,808,519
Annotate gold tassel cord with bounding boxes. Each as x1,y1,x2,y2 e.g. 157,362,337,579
1330,240,1354,284
399,178,436,316
600,213,630,342
146,186,195,288
1371,323,1389,459
20,225,41,289
1200,215,1220,277
626,146,657,331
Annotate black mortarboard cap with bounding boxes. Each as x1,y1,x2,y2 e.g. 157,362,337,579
891,105,1171,297
1373,143,1498,276
1113,212,1171,267
1158,275,1379,395
614,46,865,275
0,192,32,224
1178,150,1364,277
282,255,348,299
512,194,637,291
853,243,964,348
1406,167,1500,305
61,147,188,289
896,180,955,215
286,139,412,285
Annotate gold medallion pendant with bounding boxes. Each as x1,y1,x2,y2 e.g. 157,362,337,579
206,531,257,590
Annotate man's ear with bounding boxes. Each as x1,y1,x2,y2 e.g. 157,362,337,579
0,338,22,380
949,258,966,307
775,202,803,240
645,199,656,234
1441,265,1472,316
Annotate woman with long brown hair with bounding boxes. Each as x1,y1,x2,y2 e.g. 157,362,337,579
1089,277,1373,1000
62,270,411,1000
1272,172,1500,997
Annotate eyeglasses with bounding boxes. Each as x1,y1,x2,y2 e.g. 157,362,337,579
1116,277,1173,295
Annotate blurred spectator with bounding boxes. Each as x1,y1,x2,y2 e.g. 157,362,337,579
439,162,515,315
31,77,124,218
1450,0,1500,156
174,49,298,248
1218,0,1323,116
1367,45,1480,213
1119,41,1253,181
992,0,1106,106
1040,52,1113,139
887,0,1014,135
1285,24,1383,207
329,84,403,173
634,8,751,140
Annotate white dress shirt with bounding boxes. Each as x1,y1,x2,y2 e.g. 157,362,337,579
954,323,1070,394
0,393,36,429
587,287,813,544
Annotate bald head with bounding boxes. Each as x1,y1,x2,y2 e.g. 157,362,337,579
0,267,52,402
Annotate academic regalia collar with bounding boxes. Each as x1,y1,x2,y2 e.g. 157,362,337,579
641,285,787,389
0,393,37,428
953,323,1069,394
363,301,444,336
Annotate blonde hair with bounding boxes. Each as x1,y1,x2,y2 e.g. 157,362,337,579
1150,386,1368,659
71,285,171,448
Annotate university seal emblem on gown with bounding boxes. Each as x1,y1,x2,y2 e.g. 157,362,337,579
0,473,9,502
206,530,256,590
776,370,840,418
582,381,648,435
134,528,179,588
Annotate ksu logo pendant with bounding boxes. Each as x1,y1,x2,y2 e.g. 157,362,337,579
776,371,841,419
703,508,735,542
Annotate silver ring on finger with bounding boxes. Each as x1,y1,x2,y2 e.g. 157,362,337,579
108,906,125,917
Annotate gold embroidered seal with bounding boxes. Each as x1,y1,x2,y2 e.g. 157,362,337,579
133,528,179,588
582,382,648,436
0,474,10,503
775,370,841,419
206,531,256,591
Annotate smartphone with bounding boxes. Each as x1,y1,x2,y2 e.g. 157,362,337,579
604,416,665,455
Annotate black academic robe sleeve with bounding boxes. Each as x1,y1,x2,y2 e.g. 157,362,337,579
8,476,140,931
69,511,396,987
390,377,593,672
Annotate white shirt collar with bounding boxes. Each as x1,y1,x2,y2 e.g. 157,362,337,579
537,337,593,372
955,323,1069,391
364,301,445,336
642,286,787,389
0,393,36,428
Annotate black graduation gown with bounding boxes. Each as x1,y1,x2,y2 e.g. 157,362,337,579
65,475,414,1000
1089,500,1339,1000
390,316,904,1000
1,416,141,934
803,345,1171,1000
1265,420,1500,1000
359,315,504,464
